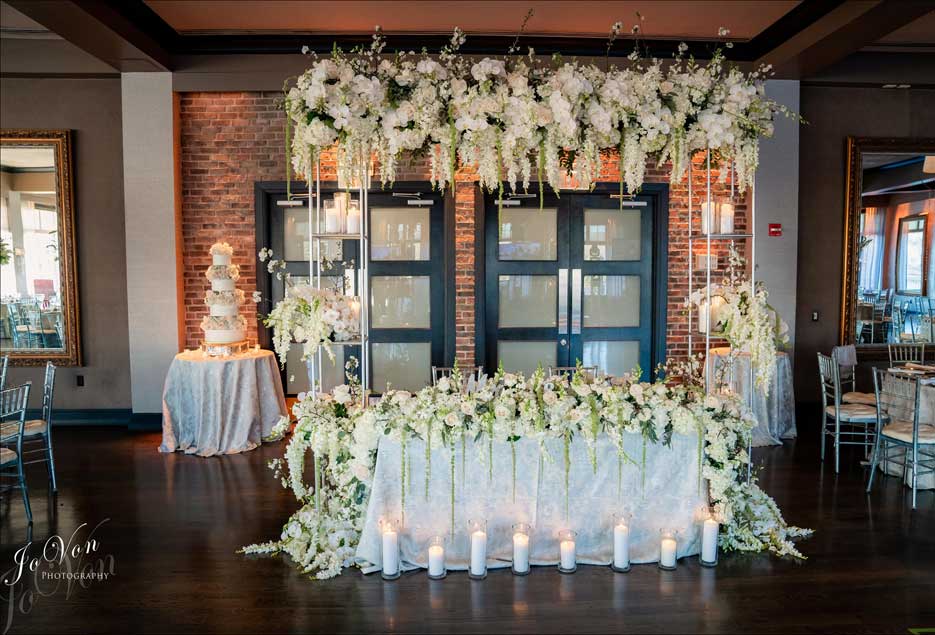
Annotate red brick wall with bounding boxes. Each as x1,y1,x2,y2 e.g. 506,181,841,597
179,92,743,365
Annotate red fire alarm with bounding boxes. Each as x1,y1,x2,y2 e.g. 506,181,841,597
768,223,782,237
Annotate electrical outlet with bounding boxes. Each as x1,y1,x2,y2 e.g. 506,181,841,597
76,375,85,387
811,311,819,322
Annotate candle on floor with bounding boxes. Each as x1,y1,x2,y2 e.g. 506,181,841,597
558,530,577,574
612,514,631,572
380,518,400,580
512,523,531,576
427,536,446,579
659,530,678,570
701,516,719,566
469,519,487,580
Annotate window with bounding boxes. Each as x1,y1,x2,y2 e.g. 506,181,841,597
897,215,927,294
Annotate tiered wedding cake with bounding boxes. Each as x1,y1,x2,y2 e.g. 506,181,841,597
201,242,246,345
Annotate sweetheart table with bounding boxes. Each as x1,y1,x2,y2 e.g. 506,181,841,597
356,432,707,573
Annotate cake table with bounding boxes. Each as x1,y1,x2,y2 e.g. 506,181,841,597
160,348,287,457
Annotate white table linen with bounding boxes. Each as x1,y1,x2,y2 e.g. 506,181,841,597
356,432,707,573
160,348,287,457
706,347,797,447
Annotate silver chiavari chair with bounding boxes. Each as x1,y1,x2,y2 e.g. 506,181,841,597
0,362,57,492
0,354,8,391
432,365,483,386
0,382,33,523
817,353,882,473
888,343,925,367
867,368,934,509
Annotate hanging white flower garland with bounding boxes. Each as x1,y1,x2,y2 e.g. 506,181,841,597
285,26,793,196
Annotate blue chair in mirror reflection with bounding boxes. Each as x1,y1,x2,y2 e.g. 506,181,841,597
0,362,57,492
3,302,63,349
0,355,7,392
0,382,33,524
888,343,926,367
432,366,484,386
548,366,598,380
817,352,884,473
867,369,934,509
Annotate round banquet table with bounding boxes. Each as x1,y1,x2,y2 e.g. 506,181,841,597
877,377,934,490
705,347,797,447
160,348,287,457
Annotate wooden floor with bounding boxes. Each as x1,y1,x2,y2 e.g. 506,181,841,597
1,425,933,634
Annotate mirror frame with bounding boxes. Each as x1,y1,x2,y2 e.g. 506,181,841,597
1,129,82,366
840,136,935,354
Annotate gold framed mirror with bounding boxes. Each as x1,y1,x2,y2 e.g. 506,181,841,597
1,129,81,366
840,136,935,355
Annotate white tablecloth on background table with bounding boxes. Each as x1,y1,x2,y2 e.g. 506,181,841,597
705,347,797,447
878,378,934,490
356,433,707,573
160,348,287,457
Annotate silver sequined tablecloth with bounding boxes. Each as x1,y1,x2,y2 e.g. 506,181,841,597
160,349,287,457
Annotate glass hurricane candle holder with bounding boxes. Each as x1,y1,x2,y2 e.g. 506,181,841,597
700,197,735,235
557,529,577,574
379,518,401,580
611,513,631,573
427,535,447,580
700,512,720,568
658,529,678,571
511,523,532,576
468,519,487,580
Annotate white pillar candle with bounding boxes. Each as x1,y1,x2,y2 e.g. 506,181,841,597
512,532,530,574
701,201,716,235
428,544,445,577
718,202,734,234
346,203,361,234
613,523,630,570
660,537,677,568
560,538,576,570
701,518,719,563
382,530,399,577
325,205,342,234
470,530,487,577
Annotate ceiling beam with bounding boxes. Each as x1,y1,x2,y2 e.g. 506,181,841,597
92,0,845,64
5,0,171,71
759,0,935,78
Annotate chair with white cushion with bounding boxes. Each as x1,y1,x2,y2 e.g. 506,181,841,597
432,365,483,387
817,353,882,473
0,362,57,492
832,345,875,406
0,382,33,523
888,343,925,367
548,366,598,380
866,368,935,508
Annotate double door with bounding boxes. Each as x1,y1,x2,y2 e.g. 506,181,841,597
484,188,661,377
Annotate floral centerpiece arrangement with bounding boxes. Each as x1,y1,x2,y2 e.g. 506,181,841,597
254,248,360,369
688,243,789,390
284,22,795,203
243,363,810,579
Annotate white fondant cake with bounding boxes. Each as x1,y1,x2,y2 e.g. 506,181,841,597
201,242,246,344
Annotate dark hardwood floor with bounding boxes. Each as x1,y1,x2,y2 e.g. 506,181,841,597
1,425,932,634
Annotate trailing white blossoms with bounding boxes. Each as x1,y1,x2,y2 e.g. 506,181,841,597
284,26,795,197
688,243,790,390
244,365,810,579
263,284,360,365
